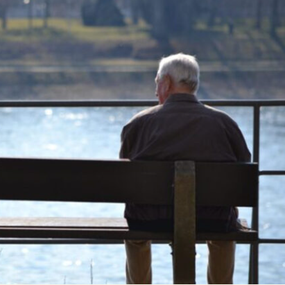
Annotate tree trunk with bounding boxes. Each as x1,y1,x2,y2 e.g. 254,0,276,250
228,18,234,35
28,0,33,29
0,3,8,30
139,0,198,40
1,10,7,30
207,0,218,28
152,0,168,40
270,0,279,37
256,0,262,30
130,0,139,25
43,0,50,28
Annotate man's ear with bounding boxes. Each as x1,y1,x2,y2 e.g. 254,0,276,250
163,74,172,92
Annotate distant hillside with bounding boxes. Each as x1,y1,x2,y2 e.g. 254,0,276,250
0,19,284,64
0,18,284,100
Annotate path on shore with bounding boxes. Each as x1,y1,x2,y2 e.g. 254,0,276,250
0,60,284,73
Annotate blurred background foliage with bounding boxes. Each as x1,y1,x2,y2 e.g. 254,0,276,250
0,0,284,100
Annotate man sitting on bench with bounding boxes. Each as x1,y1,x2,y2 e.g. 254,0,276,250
120,53,251,284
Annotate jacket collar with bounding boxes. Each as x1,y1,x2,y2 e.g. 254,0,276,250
164,93,200,105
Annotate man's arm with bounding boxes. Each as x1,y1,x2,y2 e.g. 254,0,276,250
119,122,138,159
119,126,130,159
226,121,251,162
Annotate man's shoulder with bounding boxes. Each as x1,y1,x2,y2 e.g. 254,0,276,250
203,104,236,124
129,104,162,124
121,104,162,135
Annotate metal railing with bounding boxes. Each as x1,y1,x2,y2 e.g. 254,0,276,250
0,99,284,283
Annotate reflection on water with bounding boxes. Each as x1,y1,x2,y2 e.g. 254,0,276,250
260,107,285,170
0,106,284,284
0,107,140,159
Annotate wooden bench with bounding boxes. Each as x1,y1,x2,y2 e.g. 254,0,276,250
0,157,258,284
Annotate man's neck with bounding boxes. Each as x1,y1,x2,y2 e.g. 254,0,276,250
170,86,195,96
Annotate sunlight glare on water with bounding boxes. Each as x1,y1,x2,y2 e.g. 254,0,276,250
0,106,284,284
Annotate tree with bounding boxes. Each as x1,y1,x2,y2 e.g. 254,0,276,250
0,0,9,30
81,0,125,27
270,0,279,37
25,0,34,29
256,0,263,30
207,0,219,28
138,0,200,40
43,0,50,28
130,0,139,25
151,0,167,40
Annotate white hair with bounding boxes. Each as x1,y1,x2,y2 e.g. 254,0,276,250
157,53,200,94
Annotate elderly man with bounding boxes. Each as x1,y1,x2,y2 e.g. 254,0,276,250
120,53,250,284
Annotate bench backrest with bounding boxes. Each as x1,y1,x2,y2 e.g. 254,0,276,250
0,157,258,207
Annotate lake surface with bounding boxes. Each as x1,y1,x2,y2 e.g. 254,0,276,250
0,105,284,284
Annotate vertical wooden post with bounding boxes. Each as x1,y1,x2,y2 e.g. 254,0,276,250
173,161,196,284
249,241,259,284
249,105,260,283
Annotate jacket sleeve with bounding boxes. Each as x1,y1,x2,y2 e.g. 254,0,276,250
226,120,251,162
119,120,138,159
119,125,130,159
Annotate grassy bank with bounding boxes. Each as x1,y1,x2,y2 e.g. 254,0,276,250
0,70,284,100
0,18,284,100
0,18,284,66
0,18,154,66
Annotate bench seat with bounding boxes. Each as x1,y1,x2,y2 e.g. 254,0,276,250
0,217,257,242
0,158,259,283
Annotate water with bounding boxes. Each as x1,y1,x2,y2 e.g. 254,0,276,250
0,105,284,284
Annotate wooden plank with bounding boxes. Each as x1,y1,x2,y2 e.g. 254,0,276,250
0,217,257,240
0,226,173,240
0,236,258,245
196,231,258,242
0,158,174,205
196,162,258,207
0,158,259,284
0,217,257,241
173,161,196,284
0,158,257,207
0,217,129,228
0,226,257,242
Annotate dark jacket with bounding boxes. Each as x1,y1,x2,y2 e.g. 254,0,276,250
120,94,251,232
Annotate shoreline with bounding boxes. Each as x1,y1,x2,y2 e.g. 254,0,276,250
0,69,284,100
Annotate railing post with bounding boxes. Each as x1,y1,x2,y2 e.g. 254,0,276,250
173,161,196,284
249,104,260,284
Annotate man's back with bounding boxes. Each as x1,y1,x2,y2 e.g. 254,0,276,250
120,93,250,232
121,94,250,163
